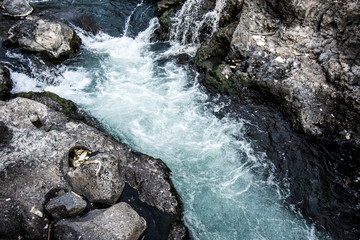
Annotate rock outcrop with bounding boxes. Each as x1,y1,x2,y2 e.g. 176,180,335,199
4,15,81,60
193,0,360,151
1,0,33,18
0,95,184,239
155,0,360,239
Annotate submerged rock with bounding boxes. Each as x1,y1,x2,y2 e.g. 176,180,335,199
54,202,147,240
4,15,81,61
1,0,33,18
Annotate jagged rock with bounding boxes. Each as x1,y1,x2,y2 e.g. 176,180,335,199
191,0,360,238
1,0,33,18
0,96,184,238
195,0,360,149
45,191,87,219
54,202,147,240
0,66,12,100
4,15,81,60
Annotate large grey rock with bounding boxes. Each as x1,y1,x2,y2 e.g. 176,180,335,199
1,0,33,18
54,202,147,240
65,146,125,205
45,191,87,219
121,151,182,215
195,0,360,149
5,16,81,60
0,96,184,238
0,66,12,100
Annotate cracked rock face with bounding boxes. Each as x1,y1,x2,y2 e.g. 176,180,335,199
1,0,33,18
5,15,81,59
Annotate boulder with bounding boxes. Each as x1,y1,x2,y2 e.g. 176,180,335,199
0,96,184,238
54,202,147,240
65,145,125,205
0,66,12,100
4,16,81,60
45,191,87,219
1,0,33,18
121,151,182,215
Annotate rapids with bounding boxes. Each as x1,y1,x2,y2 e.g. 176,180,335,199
2,0,334,239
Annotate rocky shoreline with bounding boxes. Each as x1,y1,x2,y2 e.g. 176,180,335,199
156,0,360,239
0,0,188,239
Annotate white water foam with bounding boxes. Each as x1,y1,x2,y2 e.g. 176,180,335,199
7,18,328,240
170,0,226,45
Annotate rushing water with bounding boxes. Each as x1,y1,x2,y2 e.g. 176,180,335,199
2,0,332,239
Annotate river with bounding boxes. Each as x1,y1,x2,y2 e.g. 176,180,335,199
3,0,333,239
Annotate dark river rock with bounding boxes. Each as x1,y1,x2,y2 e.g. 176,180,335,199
1,0,360,239
156,0,360,238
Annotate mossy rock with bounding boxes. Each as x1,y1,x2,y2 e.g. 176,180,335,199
16,91,82,119
204,64,250,94
159,9,176,27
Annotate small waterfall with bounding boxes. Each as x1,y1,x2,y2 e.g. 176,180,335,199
170,0,226,45
123,0,144,37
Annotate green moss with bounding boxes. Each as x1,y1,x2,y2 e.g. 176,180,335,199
204,64,250,95
159,9,176,26
16,91,84,121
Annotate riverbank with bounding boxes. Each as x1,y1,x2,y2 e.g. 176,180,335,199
0,0,188,239
156,0,360,239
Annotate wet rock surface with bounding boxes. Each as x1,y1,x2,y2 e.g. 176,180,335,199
0,66,12,100
157,0,360,239
4,15,81,60
1,0,33,18
168,221,190,240
54,202,147,240
194,0,360,150
0,96,185,239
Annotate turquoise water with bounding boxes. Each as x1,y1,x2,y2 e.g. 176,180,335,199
6,1,330,239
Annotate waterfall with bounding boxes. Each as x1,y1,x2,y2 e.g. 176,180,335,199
123,0,144,37
169,0,226,45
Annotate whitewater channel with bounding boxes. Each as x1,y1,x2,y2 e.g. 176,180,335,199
5,2,330,239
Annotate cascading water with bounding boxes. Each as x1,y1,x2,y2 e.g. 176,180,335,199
170,0,225,46
4,0,331,239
